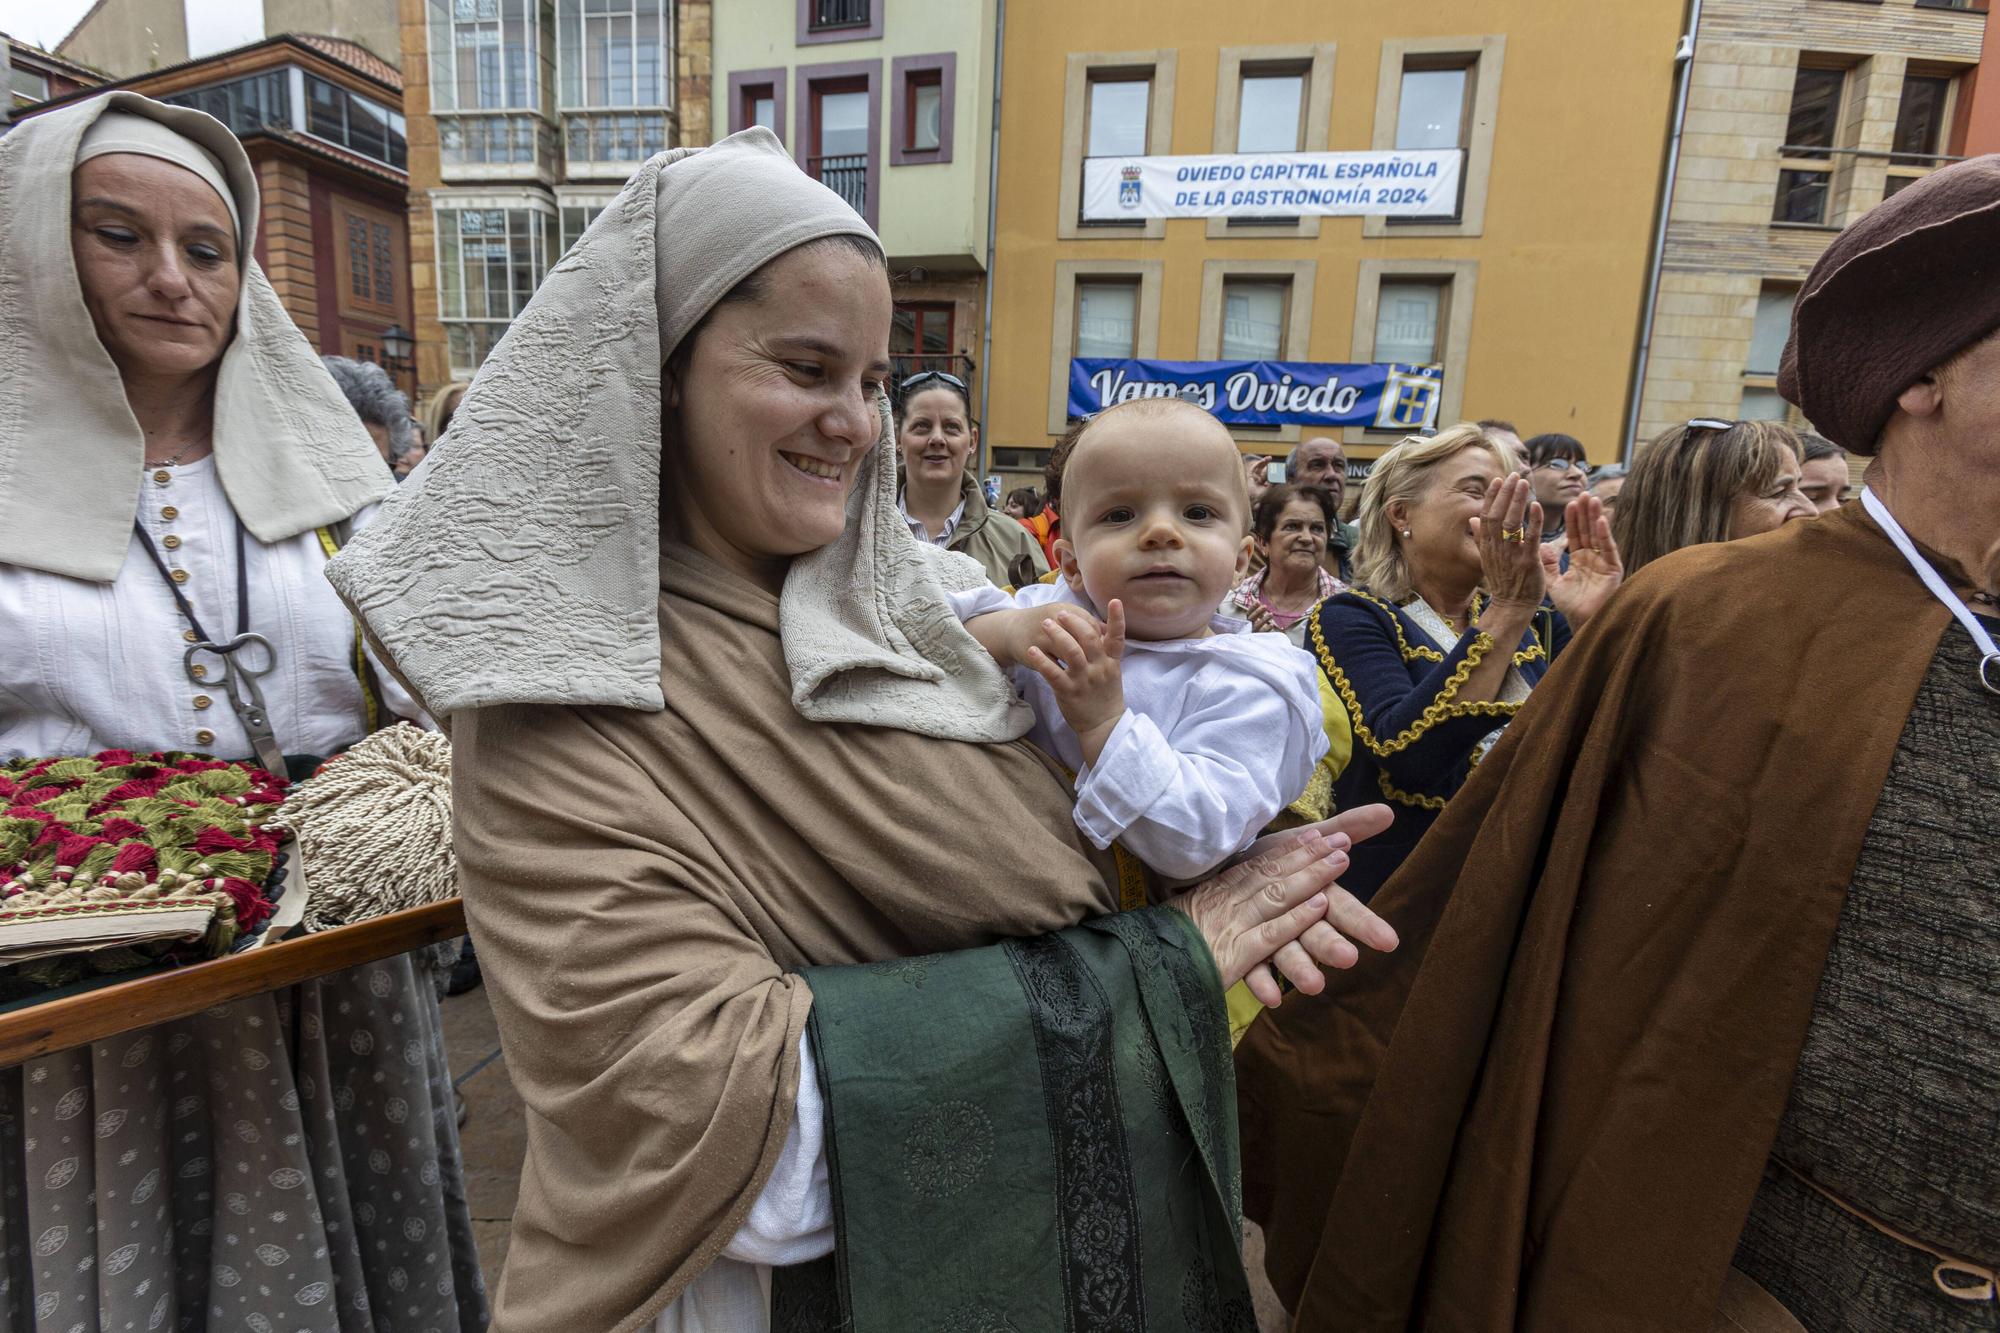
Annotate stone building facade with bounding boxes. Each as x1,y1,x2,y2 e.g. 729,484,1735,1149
1632,0,1988,450
398,0,712,406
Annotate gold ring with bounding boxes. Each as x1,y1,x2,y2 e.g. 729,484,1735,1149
1501,526,1527,543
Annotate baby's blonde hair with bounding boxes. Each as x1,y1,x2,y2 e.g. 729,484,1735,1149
1045,398,1249,528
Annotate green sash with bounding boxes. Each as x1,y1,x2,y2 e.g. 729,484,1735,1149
781,906,1255,1331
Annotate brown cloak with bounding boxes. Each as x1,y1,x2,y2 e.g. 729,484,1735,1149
1235,502,1954,1329
452,544,1117,1332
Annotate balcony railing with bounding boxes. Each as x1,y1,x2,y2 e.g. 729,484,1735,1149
809,153,868,215
809,0,871,30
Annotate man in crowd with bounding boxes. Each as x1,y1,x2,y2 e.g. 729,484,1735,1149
1286,435,1359,579
1799,434,1851,513
1476,418,1526,470
1238,154,1998,1330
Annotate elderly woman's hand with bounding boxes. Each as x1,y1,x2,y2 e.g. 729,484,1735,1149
1542,493,1624,628
1472,472,1547,613
1167,805,1398,1007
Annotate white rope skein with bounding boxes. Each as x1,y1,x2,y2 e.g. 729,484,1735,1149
272,724,455,931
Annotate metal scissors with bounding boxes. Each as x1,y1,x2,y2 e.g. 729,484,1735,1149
185,632,287,774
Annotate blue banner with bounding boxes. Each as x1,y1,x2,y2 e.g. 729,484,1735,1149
1068,358,1442,430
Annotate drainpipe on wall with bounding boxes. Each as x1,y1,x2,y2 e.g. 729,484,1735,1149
977,0,1005,476
1623,0,1703,464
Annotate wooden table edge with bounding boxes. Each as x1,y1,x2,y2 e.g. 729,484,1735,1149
0,899,467,1068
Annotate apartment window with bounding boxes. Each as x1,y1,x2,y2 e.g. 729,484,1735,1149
1893,73,1951,163
1741,283,1799,423
809,0,869,33
556,0,671,108
1368,38,1503,237
799,0,880,43
807,79,870,214
564,112,668,164
1221,280,1289,360
559,203,605,252
907,71,941,151
440,114,552,167
435,205,558,375
1236,69,1305,152
9,66,49,101
1773,64,1845,225
1374,281,1446,365
305,76,409,170
1086,75,1150,158
891,302,957,387
746,84,777,130
1075,280,1139,358
1388,62,1471,224
160,71,291,135
341,207,398,314
891,54,955,165
429,0,540,112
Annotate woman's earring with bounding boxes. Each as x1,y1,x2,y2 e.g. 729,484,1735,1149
1401,529,1412,539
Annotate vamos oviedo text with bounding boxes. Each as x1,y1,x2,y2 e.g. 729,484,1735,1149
1068,358,1445,430
1081,149,1462,221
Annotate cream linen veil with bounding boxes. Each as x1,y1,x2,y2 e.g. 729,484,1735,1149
326,127,1029,741
0,92,391,582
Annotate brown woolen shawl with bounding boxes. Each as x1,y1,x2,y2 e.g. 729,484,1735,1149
1234,502,1950,1329
453,543,1116,1332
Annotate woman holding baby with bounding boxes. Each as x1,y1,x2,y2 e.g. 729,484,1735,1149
329,129,1393,1332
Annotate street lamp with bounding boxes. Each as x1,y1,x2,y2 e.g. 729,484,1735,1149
380,324,416,371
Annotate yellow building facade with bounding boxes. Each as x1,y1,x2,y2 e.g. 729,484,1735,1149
984,0,1687,483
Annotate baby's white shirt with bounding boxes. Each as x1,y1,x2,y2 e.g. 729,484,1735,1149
948,580,1327,880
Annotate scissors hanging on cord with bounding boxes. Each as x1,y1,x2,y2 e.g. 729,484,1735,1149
184,632,287,774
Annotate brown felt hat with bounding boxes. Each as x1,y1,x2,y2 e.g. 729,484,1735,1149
1779,154,2000,453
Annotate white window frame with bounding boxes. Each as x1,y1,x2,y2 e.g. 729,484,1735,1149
1058,49,1178,241
432,191,560,376
1047,260,1164,436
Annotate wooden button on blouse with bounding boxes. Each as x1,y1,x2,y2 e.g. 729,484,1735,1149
161,506,179,520
183,629,199,643
153,470,171,485
195,729,216,746
170,569,189,584
192,695,213,710
190,664,207,680
162,535,182,550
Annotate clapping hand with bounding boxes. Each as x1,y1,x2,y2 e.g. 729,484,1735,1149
1469,472,1546,612
1541,494,1624,628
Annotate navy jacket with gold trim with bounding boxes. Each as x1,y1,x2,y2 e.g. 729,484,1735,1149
1311,588,1569,900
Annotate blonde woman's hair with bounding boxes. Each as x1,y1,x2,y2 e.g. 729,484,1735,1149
421,379,471,446
1351,423,1505,603
1613,420,1803,575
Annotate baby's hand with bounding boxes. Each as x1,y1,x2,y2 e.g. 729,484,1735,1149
1025,601,1128,766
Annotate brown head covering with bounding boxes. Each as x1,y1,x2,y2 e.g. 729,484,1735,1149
1779,154,2000,453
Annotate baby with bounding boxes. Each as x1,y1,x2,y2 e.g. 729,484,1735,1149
950,397,1327,881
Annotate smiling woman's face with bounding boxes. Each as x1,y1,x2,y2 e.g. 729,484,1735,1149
70,154,240,381
669,240,893,592
897,385,976,488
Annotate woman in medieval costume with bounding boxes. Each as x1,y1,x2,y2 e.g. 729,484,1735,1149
0,93,484,1330
326,127,1397,1332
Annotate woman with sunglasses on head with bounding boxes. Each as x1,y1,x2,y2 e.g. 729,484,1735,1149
895,369,1049,587
1614,418,1815,575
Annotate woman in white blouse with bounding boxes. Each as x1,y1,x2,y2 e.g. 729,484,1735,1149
0,94,485,1330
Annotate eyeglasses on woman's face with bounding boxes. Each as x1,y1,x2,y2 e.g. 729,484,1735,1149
1536,457,1585,473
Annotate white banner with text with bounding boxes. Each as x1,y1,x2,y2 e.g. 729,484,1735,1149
1081,149,1463,220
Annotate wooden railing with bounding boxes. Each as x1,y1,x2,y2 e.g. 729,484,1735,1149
0,900,467,1068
